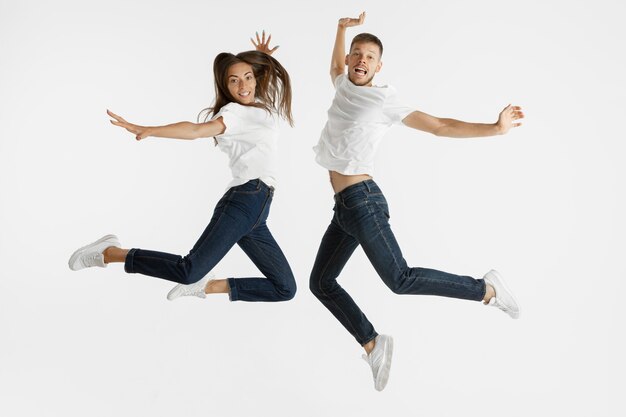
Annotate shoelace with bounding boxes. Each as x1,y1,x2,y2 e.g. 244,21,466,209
362,352,383,377
82,252,103,267
361,354,377,378
172,277,212,299
179,284,202,296
489,297,508,312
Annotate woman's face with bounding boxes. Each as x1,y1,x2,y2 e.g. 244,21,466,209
226,62,256,104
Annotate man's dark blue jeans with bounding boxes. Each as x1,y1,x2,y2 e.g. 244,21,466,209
309,179,485,345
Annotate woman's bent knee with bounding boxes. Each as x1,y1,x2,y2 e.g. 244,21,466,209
280,285,297,301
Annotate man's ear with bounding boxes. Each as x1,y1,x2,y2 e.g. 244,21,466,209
345,55,349,66
376,61,383,73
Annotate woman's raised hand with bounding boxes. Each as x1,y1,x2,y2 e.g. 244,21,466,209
107,110,150,140
338,11,365,28
251,30,279,55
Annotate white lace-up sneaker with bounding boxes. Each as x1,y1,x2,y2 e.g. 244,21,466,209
166,273,214,301
362,334,394,391
483,269,520,319
68,234,120,271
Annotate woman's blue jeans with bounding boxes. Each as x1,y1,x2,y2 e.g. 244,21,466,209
125,179,296,302
309,180,486,345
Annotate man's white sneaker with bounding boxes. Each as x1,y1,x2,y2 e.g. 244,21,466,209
484,269,520,319
362,334,394,391
68,234,120,271
166,273,214,301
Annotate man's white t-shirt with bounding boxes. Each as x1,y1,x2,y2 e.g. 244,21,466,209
212,102,279,190
313,73,414,176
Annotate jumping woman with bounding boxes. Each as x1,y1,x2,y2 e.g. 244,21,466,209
69,32,297,303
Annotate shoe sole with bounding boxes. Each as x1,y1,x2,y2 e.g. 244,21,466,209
376,335,394,391
487,270,521,319
68,234,119,271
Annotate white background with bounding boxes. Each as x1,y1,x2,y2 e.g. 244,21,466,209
1,0,624,415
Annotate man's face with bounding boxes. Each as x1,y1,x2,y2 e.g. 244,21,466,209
345,41,382,86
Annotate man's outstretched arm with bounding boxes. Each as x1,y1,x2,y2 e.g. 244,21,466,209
402,105,525,138
330,12,365,84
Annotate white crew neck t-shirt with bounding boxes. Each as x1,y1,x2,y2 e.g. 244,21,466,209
313,73,414,176
212,102,280,190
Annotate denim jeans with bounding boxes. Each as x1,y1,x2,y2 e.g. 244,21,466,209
125,179,296,302
309,179,486,345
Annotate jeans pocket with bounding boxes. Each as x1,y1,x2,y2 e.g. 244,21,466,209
340,190,368,210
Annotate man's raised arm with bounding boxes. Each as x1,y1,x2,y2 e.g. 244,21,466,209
330,11,365,84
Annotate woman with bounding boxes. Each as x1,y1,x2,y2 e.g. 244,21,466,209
69,32,296,303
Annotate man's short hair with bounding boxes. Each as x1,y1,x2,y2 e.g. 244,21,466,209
350,33,383,57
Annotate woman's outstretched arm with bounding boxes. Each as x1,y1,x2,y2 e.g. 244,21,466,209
107,110,226,140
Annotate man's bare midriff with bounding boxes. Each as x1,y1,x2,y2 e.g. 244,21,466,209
329,170,372,194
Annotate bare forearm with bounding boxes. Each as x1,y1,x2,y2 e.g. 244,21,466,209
434,119,503,138
108,110,225,141
147,122,205,140
331,13,365,81
331,26,347,75
402,110,505,138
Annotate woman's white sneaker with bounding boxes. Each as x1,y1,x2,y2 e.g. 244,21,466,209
362,334,394,391
166,274,214,301
68,234,120,271
483,269,520,319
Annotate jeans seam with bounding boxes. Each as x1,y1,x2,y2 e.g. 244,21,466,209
245,236,284,284
414,276,480,292
370,202,405,279
251,193,271,230
187,198,232,266
316,228,363,343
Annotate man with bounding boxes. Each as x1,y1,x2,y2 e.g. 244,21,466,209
310,12,523,391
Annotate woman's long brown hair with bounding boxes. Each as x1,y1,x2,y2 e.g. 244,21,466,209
199,50,293,126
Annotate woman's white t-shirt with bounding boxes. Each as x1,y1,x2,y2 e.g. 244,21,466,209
212,102,279,190
313,73,414,176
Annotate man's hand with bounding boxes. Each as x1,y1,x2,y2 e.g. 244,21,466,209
250,30,279,55
338,11,365,28
496,105,524,134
